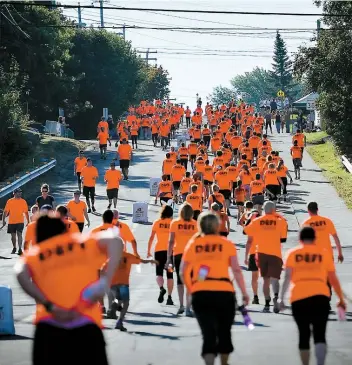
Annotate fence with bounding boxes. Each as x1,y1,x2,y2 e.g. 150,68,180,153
45,121,74,138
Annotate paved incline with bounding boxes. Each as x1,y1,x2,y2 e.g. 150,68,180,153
1,134,352,365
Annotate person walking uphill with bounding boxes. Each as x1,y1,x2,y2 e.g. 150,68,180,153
80,158,99,213
181,212,249,365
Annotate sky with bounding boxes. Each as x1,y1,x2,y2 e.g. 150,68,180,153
61,0,320,108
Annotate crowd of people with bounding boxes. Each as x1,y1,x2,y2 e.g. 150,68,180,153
0,97,347,365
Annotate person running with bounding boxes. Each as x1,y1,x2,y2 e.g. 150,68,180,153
292,129,306,160
1,188,29,255
147,205,175,305
81,158,99,213
181,212,249,365
116,138,133,180
104,162,123,209
211,203,230,237
74,151,87,192
180,172,192,203
203,160,214,199
15,214,123,365
91,209,114,234
162,153,174,181
291,140,303,180
279,226,346,365
97,129,111,160
36,184,55,209
234,180,245,223
303,201,344,263
23,205,39,251
244,201,287,313
166,203,197,316
186,184,203,220
130,121,139,149
249,174,265,215
171,159,186,203
155,175,173,205
208,184,225,211
178,142,189,170
277,159,293,202
264,163,283,201
67,191,90,232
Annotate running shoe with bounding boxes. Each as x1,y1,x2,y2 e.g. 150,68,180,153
252,295,259,305
273,297,280,313
17,249,23,256
166,296,174,305
107,309,117,319
185,308,194,317
92,206,96,212
263,305,270,313
115,321,127,332
87,208,92,213
177,306,185,315
101,306,106,314
11,247,16,254
158,287,167,303
107,204,112,209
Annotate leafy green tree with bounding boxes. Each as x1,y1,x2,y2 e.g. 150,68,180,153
209,85,235,106
270,31,293,94
294,1,352,155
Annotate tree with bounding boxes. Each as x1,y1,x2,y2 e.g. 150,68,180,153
209,85,235,106
294,1,352,156
271,31,293,94
231,67,276,106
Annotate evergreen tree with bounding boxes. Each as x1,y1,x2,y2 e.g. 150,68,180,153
271,31,293,94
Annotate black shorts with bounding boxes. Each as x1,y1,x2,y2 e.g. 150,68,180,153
293,158,302,169
204,180,213,186
266,184,280,198
165,175,171,181
248,253,258,272
154,250,173,279
76,172,81,184
174,253,183,285
7,223,24,234
99,144,107,149
233,148,238,156
190,155,196,161
220,232,228,237
33,322,108,365
252,193,264,206
160,196,171,204
120,159,130,169
83,186,95,198
107,188,118,200
219,189,231,200
193,210,201,220
257,253,282,279
253,148,258,157
236,201,244,206
77,222,84,232
194,138,201,143
171,125,176,131
173,181,181,190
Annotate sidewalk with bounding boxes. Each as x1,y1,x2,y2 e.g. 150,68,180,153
271,132,352,247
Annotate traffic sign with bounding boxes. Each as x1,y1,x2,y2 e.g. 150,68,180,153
277,90,285,97
306,100,316,111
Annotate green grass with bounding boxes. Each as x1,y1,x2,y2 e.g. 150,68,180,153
304,131,328,145
307,141,352,209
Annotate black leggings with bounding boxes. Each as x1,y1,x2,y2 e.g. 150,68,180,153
154,250,173,279
281,177,288,195
291,295,330,350
131,135,138,146
192,291,235,356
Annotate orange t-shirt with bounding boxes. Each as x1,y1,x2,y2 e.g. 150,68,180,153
182,234,237,293
171,164,186,182
285,244,334,303
91,223,114,234
163,158,174,175
108,252,141,286
104,169,122,189
215,171,231,190
81,166,99,187
238,171,253,186
244,214,287,258
97,132,109,145
208,192,225,207
194,159,206,174
203,166,214,182
234,187,245,203
264,169,279,186
158,181,173,199
74,157,87,173
250,180,265,196
151,218,172,252
4,198,28,224
97,121,109,133
118,144,132,160
178,147,189,159
180,177,192,194
302,215,337,254
67,200,87,223
170,218,198,256
24,221,36,249
292,133,305,147
186,193,203,211
291,146,302,159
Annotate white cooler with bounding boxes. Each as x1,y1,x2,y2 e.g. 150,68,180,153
149,178,161,197
132,202,148,223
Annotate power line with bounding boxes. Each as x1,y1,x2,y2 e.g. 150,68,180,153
1,2,336,17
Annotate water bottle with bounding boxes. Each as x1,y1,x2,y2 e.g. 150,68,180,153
238,305,255,331
338,306,346,321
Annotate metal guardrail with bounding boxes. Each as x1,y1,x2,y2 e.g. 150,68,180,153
341,155,352,174
0,159,57,198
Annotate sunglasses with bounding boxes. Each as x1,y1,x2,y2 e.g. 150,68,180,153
42,190,48,193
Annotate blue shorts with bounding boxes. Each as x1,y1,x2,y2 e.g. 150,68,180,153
111,284,130,301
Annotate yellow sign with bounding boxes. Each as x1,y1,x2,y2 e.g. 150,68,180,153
277,90,285,97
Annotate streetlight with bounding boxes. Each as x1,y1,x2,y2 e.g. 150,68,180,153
25,90,30,115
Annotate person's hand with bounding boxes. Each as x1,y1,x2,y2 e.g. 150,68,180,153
338,254,344,263
244,258,248,266
165,258,171,268
279,300,286,312
242,293,249,306
51,306,80,323
86,221,90,227
154,199,157,204
337,299,346,311
147,252,152,258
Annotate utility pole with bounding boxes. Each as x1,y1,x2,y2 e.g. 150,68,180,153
78,2,82,27
137,48,157,64
317,19,321,39
94,0,108,28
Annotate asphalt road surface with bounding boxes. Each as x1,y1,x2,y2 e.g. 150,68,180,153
1,131,352,365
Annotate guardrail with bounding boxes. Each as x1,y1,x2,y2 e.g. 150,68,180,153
0,159,57,198
341,155,352,174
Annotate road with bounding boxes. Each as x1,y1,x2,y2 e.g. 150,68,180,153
1,131,352,365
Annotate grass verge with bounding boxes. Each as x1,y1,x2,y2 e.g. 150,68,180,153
307,140,352,209
304,131,328,144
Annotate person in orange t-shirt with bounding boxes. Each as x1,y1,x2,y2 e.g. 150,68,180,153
116,139,133,180
67,190,90,232
186,184,203,220
2,188,29,255
167,203,197,316
104,162,123,209
280,226,345,365
181,212,249,365
147,205,175,306
97,117,109,134
74,151,87,191
97,131,111,160
171,159,186,201
290,140,303,179
156,175,173,205
81,158,99,212
16,215,123,362
130,121,139,149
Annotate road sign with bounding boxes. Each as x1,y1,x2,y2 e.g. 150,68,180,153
306,100,316,111
277,90,285,97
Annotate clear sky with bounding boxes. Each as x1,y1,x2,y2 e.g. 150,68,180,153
62,0,320,108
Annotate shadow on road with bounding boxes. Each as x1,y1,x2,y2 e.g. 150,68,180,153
124,319,176,327
127,311,177,319
129,331,181,340
0,334,32,341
